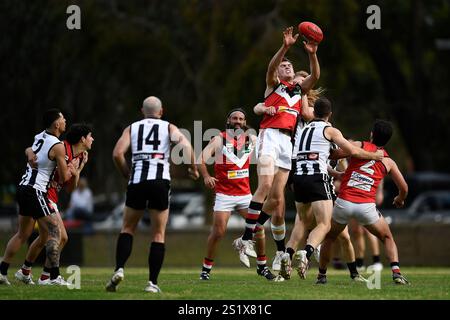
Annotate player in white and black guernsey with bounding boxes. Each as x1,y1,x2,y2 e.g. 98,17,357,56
290,98,385,280
106,96,199,293
0,109,72,286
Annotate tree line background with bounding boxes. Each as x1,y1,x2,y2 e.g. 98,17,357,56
1,0,449,208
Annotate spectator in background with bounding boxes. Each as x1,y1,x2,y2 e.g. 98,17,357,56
65,177,94,232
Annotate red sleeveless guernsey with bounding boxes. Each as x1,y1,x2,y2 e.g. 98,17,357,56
259,80,302,132
339,142,389,203
214,132,253,196
47,140,84,203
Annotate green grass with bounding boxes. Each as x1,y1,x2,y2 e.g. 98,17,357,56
1,267,449,300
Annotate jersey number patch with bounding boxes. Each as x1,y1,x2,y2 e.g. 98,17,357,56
33,139,44,154
137,124,161,151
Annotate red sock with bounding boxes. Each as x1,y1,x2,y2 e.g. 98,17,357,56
21,267,31,276
40,273,50,281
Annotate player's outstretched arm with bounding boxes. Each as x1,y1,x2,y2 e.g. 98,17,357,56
266,26,299,92
300,41,320,94
326,127,383,161
112,126,131,180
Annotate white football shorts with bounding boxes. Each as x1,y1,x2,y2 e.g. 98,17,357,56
256,128,292,170
332,197,381,226
213,193,252,212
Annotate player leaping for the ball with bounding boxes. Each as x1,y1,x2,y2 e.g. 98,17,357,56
233,26,320,280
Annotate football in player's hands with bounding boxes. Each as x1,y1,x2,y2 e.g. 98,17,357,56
298,21,323,43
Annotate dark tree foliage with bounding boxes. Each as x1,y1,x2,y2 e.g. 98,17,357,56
1,0,449,200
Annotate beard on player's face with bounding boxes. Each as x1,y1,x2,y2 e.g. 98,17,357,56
226,121,247,131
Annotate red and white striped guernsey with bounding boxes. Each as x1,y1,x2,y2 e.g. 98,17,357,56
47,140,84,204
259,80,302,132
214,131,253,196
339,141,389,203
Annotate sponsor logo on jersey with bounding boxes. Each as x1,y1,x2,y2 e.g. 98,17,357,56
296,152,319,160
347,171,374,192
133,153,165,161
227,169,249,179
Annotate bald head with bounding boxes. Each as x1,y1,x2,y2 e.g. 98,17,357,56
142,96,163,118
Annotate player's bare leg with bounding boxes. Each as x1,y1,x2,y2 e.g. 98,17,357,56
0,215,35,285
317,219,346,284
364,217,409,284
201,211,232,279
293,202,315,279
19,212,68,284
349,219,366,271
297,200,332,279
263,169,289,272
366,228,382,270
238,155,276,280
36,214,65,285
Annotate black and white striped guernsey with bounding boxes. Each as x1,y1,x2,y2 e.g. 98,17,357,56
19,131,62,192
129,118,171,184
293,119,333,176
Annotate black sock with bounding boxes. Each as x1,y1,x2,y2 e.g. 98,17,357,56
202,258,213,273
243,201,263,240
50,267,60,280
373,255,381,263
318,268,327,275
43,266,52,273
275,239,286,252
305,245,315,260
356,258,364,267
23,260,33,268
115,232,133,271
0,261,10,276
256,210,271,226
286,247,295,260
347,261,358,278
149,242,165,284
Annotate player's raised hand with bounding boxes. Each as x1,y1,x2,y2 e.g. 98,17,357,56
283,26,299,48
303,40,318,54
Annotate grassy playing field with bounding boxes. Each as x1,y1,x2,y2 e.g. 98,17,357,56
1,267,449,300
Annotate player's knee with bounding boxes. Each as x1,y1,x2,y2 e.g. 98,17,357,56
121,226,136,235
269,197,284,211
16,233,30,244
212,227,226,239
319,221,331,234
152,231,165,243
350,225,363,237
257,181,272,195
338,234,351,246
